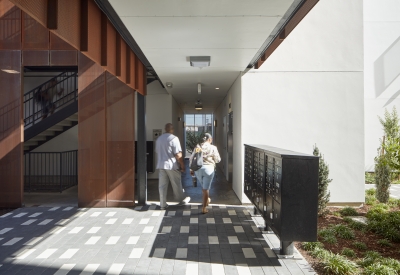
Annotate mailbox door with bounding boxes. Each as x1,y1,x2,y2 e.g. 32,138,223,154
273,200,281,233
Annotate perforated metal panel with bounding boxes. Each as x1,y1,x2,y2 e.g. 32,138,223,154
54,0,80,50
12,0,46,26
22,11,49,49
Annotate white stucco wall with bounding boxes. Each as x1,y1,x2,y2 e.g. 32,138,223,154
364,0,400,171
241,0,364,203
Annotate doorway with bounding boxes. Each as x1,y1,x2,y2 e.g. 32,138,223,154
184,114,213,157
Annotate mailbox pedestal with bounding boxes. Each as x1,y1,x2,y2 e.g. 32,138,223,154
244,144,319,256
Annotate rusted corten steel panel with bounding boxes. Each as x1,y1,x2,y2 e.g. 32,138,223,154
54,0,80,50
50,32,75,50
105,19,116,75
119,38,127,83
11,0,47,26
0,3,21,49
22,11,49,50
135,57,146,95
129,50,136,90
84,0,101,64
50,50,78,66
22,50,49,65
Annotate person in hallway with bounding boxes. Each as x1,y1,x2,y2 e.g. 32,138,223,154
190,133,221,214
156,123,190,210
41,78,64,119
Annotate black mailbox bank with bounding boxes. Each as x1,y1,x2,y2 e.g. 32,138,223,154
244,144,319,256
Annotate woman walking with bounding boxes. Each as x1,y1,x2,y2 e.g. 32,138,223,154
190,133,221,214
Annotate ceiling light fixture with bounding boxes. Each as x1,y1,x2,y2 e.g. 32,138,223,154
1,69,20,74
190,56,210,68
198,83,201,95
195,100,203,110
215,87,219,90
166,82,173,88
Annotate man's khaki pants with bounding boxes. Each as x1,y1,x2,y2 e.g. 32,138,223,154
159,169,184,208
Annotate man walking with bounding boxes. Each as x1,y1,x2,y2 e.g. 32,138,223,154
156,123,190,209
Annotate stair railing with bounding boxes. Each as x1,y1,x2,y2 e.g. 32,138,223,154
24,71,78,128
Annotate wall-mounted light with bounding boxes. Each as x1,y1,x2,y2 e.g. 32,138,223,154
215,87,219,90
178,117,182,121
166,82,173,88
195,100,203,110
190,56,210,68
214,120,217,127
198,83,201,94
1,69,20,74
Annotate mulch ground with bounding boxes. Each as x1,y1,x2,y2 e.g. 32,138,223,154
295,206,400,275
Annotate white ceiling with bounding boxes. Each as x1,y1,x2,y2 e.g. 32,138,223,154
109,0,295,113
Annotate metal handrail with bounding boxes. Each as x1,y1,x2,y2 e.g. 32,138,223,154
23,71,78,128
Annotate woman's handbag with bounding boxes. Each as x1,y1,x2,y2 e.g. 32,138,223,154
190,147,203,171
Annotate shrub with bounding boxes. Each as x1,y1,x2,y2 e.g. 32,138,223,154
375,154,391,203
323,235,338,244
333,211,341,217
341,248,356,258
322,253,358,275
343,217,352,223
333,224,355,240
377,239,392,247
363,263,396,275
359,251,382,267
319,228,336,238
366,195,377,206
340,207,358,216
313,146,332,216
365,173,376,184
352,241,368,251
349,220,367,231
388,198,400,208
310,248,331,261
366,188,376,196
380,258,400,273
366,208,400,242
302,242,324,251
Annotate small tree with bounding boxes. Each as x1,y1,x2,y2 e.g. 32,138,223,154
375,152,391,203
313,145,332,216
185,130,204,154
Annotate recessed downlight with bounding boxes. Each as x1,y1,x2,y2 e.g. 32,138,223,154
215,87,220,90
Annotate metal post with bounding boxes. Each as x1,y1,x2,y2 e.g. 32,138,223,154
280,241,294,256
59,153,62,193
137,93,147,205
28,153,31,193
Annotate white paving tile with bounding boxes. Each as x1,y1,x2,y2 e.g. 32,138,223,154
13,213,27,218
183,211,191,216
134,206,142,210
139,218,149,224
237,264,251,275
186,263,198,275
106,236,120,245
69,227,83,234
63,207,73,211
106,212,116,217
51,227,65,235
21,219,37,225
143,226,154,233
191,205,198,209
0,213,12,218
90,212,101,217
190,218,198,224
228,210,236,216
167,211,176,216
25,237,43,246
54,264,76,275
208,236,219,244
107,263,125,275
129,248,144,258
206,218,215,224
3,237,23,246
176,248,187,258
188,236,198,244
122,218,133,224
37,248,57,259
153,248,166,258
38,219,53,225
81,263,100,275
16,249,36,259
60,248,78,259
223,218,232,224
211,263,224,275
228,236,239,244
162,226,171,233
234,226,244,233
85,236,101,245
0,228,13,234
264,248,276,258
243,209,250,216
152,212,161,217
49,207,60,211
149,205,156,210
219,205,226,208
242,248,256,258
180,226,189,233
56,219,70,225
106,219,117,225
87,227,101,234
127,236,139,245
29,212,42,218
251,226,259,232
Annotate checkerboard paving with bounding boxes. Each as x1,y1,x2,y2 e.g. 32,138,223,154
0,204,315,275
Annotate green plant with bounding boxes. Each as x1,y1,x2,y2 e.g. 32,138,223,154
365,173,376,184
185,130,205,154
365,195,377,206
375,153,391,203
322,253,358,275
310,248,331,261
313,145,332,216
319,228,336,238
333,211,341,217
341,248,356,258
379,258,400,273
363,263,396,275
323,235,338,244
333,224,355,240
366,188,376,196
302,242,324,251
359,251,382,267
377,239,392,247
380,107,400,175
387,198,400,208
352,241,368,251
340,207,358,216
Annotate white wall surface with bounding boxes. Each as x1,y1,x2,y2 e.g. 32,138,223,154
364,0,400,171
242,0,364,203
32,125,78,152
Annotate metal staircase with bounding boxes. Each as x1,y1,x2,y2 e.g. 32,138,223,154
24,71,78,153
